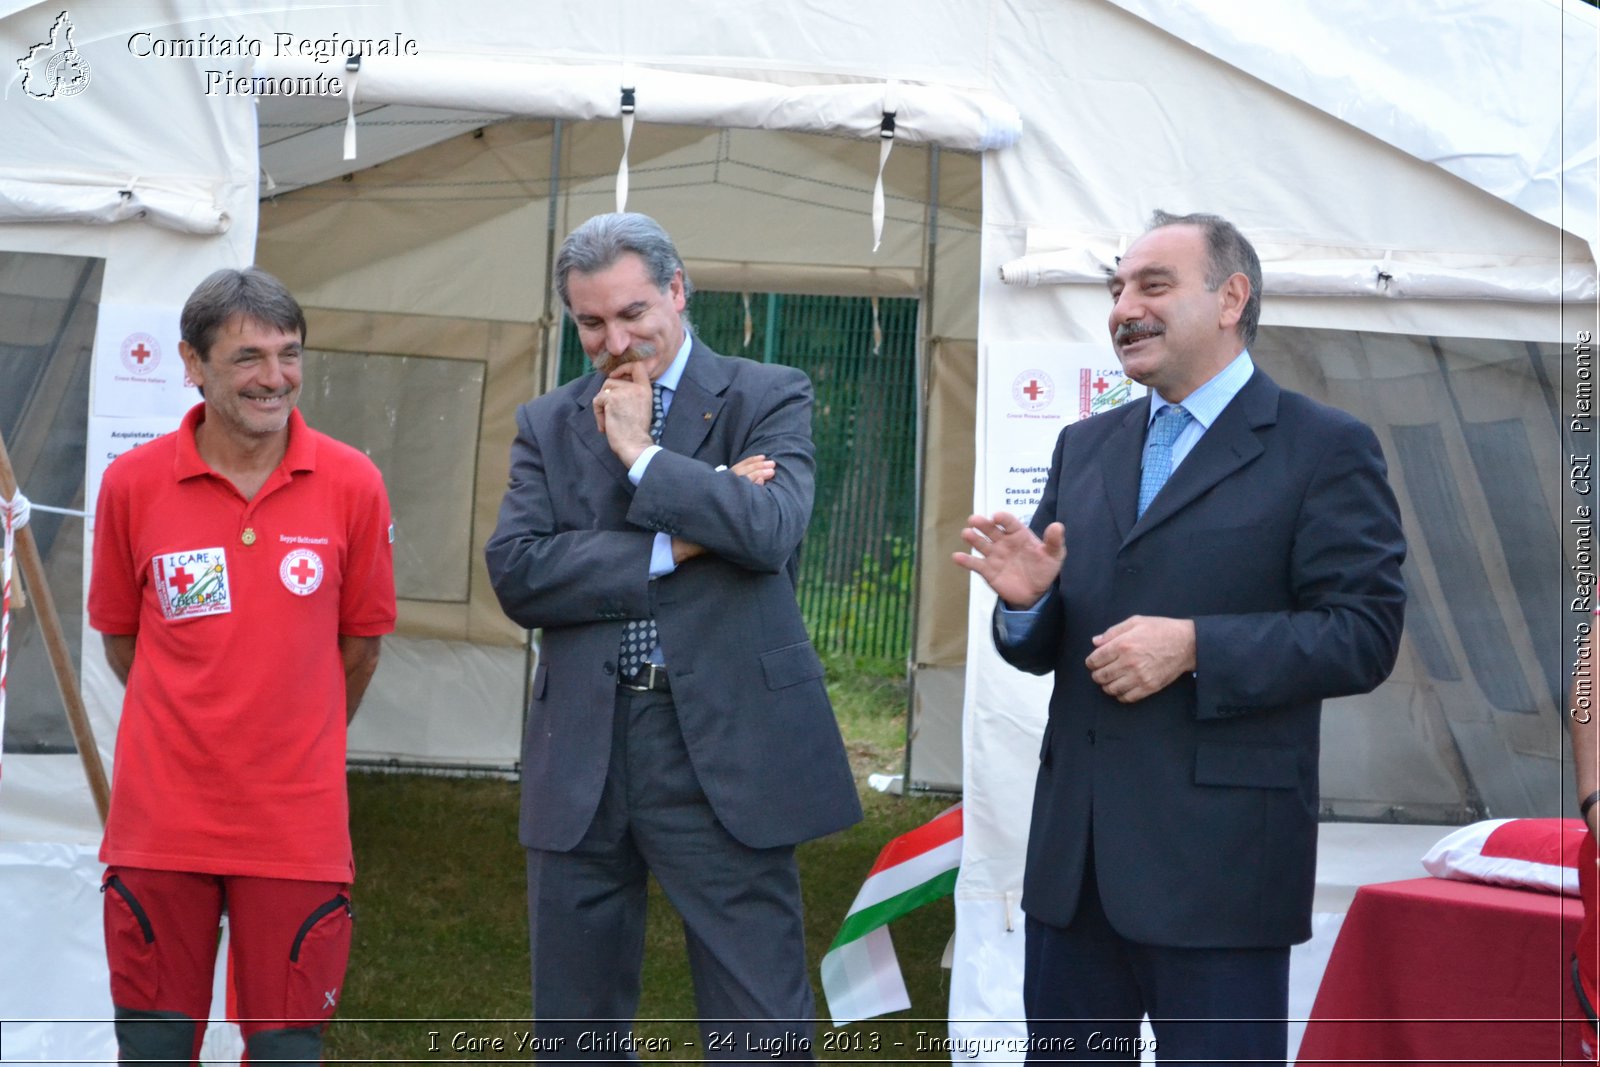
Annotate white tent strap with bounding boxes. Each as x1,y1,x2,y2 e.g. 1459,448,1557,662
617,84,636,214
251,55,1021,151
998,248,1598,304
0,175,230,235
871,100,895,253
342,56,362,161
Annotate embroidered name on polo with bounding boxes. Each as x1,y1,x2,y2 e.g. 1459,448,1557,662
153,548,232,620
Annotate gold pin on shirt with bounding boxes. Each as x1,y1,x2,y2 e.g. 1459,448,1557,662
241,527,257,545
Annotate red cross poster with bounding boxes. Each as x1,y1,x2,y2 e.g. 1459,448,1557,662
982,342,1145,527
92,304,194,418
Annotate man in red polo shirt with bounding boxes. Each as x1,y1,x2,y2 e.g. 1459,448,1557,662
88,268,396,1064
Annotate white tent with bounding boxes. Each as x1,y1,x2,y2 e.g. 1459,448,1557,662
0,0,1594,1060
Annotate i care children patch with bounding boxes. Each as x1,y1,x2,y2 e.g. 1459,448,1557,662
153,548,232,621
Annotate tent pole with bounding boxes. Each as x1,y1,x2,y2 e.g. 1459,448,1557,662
518,118,566,736
537,118,565,396
902,145,941,787
0,427,111,825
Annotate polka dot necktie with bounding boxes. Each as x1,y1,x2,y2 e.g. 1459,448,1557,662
617,383,666,677
1137,404,1192,518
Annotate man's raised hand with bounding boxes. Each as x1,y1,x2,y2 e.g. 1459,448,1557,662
952,511,1066,610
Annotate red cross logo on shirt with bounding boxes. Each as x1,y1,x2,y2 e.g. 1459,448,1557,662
279,548,325,597
1093,376,1109,394
167,565,194,595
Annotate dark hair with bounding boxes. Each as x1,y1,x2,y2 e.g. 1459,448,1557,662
179,267,306,360
554,212,694,314
1147,210,1262,347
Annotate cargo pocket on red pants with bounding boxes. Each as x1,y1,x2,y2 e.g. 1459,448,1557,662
286,894,353,1023
102,872,159,1008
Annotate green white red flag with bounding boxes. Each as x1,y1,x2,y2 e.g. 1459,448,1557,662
820,803,962,1025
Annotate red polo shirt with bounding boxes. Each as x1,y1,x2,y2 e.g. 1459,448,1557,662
89,404,396,882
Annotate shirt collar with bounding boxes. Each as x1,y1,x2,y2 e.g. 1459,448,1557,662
173,402,316,481
655,330,694,393
1148,349,1255,430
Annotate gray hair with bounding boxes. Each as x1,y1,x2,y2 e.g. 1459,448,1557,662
180,267,306,360
554,212,695,314
1147,210,1262,347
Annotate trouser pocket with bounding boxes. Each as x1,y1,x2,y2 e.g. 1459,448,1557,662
285,893,353,1022
102,873,159,1008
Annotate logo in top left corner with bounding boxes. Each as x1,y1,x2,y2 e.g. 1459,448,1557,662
16,11,91,100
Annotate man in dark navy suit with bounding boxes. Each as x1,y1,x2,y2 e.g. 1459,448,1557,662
955,211,1406,1064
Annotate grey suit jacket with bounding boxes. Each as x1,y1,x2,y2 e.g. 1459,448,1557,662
485,339,862,852
997,368,1406,948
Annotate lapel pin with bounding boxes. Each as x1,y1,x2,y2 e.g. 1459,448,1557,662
703,412,712,421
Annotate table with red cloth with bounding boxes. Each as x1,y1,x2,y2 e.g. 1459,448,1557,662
1298,877,1591,1064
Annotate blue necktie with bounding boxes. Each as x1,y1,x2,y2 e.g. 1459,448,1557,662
1138,404,1192,517
618,384,666,675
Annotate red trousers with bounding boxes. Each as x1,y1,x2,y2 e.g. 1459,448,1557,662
102,866,352,1063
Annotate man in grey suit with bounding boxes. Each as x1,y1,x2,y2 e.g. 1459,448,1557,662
955,211,1405,1064
486,212,861,1060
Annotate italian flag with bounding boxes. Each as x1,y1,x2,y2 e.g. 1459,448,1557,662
820,803,962,1025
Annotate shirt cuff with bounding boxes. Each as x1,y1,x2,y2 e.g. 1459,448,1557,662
649,532,677,578
996,596,1048,646
628,444,663,486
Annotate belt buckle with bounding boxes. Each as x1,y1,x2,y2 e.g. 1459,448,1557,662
621,663,666,692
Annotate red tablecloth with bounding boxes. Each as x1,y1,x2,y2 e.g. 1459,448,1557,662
1298,877,1591,1065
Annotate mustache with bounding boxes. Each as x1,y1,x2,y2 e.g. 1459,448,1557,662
1114,321,1163,346
594,343,657,378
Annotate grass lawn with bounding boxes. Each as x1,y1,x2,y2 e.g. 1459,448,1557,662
325,654,958,1061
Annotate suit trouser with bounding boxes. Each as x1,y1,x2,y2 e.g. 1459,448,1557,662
525,686,815,1063
1023,848,1289,1067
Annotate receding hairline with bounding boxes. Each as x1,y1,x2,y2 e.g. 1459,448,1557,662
1108,225,1206,288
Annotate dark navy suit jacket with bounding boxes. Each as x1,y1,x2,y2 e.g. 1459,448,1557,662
998,368,1405,948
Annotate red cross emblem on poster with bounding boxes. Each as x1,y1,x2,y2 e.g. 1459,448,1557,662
1011,369,1054,412
120,332,161,376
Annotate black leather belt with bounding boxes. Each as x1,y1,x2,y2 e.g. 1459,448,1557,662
619,663,670,693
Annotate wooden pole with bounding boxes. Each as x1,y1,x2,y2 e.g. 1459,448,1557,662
0,427,111,825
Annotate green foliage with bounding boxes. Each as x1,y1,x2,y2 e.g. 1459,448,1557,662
323,657,953,1062
803,536,915,659
821,649,912,765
